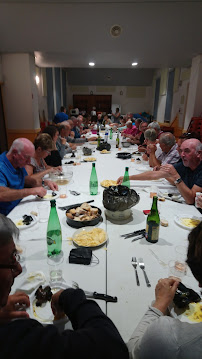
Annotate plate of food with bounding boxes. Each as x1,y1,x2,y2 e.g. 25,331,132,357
158,190,182,201
83,157,97,162
169,301,202,323
14,215,38,229
100,180,117,188
100,150,111,154
72,226,108,248
40,190,60,201
89,141,98,145
66,202,102,228
174,214,202,230
28,282,69,324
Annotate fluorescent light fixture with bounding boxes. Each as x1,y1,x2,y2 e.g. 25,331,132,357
89,62,95,66
132,62,138,66
35,75,40,84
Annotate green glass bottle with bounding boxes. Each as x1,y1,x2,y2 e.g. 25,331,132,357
97,134,101,148
145,196,160,243
122,167,130,188
110,128,113,139
116,132,120,148
47,200,62,257
90,163,98,195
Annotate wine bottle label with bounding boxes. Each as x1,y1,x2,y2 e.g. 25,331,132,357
145,222,159,242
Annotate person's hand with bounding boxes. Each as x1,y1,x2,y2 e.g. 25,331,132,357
160,164,179,179
32,187,47,197
55,166,62,172
45,180,58,191
61,137,67,145
196,194,202,208
0,293,30,323
51,290,65,319
147,143,157,153
70,131,75,138
153,166,160,171
142,153,148,161
117,176,124,185
153,278,179,314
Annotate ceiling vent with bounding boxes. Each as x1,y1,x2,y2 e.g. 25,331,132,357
110,25,122,38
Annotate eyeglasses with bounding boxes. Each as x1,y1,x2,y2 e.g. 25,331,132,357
0,253,21,271
45,150,51,155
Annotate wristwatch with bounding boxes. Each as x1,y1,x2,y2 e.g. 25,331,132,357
174,177,182,185
42,179,45,187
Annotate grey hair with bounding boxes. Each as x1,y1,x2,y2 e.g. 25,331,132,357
126,120,132,125
8,138,25,154
135,118,143,125
0,214,19,247
196,143,202,153
159,133,176,147
148,122,161,131
144,128,157,142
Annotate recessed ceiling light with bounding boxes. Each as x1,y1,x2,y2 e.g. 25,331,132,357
132,62,138,66
89,62,95,67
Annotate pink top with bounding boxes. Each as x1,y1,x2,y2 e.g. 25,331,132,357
122,125,138,136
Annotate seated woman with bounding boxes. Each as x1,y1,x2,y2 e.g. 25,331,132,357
25,133,61,178
42,125,63,167
127,221,202,359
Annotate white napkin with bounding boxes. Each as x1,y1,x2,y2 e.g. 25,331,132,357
16,271,46,293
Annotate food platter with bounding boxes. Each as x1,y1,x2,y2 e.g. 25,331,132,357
100,150,111,154
14,215,38,230
40,190,60,201
174,214,202,230
66,203,102,228
83,157,97,162
169,301,202,323
72,226,108,248
28,282,69,325
100,180,117,188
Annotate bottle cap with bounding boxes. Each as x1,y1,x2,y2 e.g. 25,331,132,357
50,199,56,207
125,167,129,171
92,163,95,167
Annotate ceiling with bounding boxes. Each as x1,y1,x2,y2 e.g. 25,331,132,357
0,0,202,71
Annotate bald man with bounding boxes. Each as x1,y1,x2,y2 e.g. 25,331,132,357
0,138,47,215
148,132,180,168
117,139,202,204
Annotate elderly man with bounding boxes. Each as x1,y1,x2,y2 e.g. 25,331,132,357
128,121,148,145
56,124,77,158
117,139,202,204
148,121,163,139
0,214,129,359
0,138,48,215
53,106,69,124
122,120,138,139
148,132,180,168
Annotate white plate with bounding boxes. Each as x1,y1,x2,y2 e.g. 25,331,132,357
100,180,117,188
28,282,69,325
100,151,111,154
72,226,108,248
64,153,72,159
169,301,202,323
14,215,38,230
135,165,151,172
174,214,202,230
83,157,97,162
40,190,60,201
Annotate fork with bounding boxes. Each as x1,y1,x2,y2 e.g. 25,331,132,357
131,257,140,286
138,258,151,287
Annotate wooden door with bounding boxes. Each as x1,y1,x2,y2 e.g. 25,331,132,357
73,95,112,114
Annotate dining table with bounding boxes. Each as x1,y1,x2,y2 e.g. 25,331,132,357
8,130,202,342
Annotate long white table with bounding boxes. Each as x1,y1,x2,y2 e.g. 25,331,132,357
8,134,202,342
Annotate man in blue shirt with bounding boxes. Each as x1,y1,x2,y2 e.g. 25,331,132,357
53,106,69,124
0,138,47,215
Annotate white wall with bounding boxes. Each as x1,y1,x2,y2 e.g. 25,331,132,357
36,67,48,122
67,85,152,115
1,53,39,130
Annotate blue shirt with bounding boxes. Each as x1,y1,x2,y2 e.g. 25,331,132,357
53,112,69,124
174,161,202,189
0,152,27,215
72,126,81,138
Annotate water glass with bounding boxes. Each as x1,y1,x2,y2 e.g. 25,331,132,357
37,202,50,222
47,252,64,282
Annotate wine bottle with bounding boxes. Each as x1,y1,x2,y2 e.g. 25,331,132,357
116,132,120,148
145,196,160,243
90,163,98,195
97,134,101,148
105,128,109,142
47,200,62,257
97,123,100,136
122,167,130,188
110,128,113,139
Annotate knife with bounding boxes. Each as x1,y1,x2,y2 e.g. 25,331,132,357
85,290,118,303
58,200,94,211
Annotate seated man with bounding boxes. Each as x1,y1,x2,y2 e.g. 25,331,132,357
127,221,202,359
0,214,129,359
122,120,138,139
147,132,180,168
117,139,202,205
53,106,69,124
148,121,163,139
56,124,76,158
0,138,49,215
128,121,148,145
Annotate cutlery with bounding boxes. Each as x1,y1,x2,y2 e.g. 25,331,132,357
121,229,145,239
58,200,94,211
69,190,80,196
138,258,151,287
72,281,117,303
131,257,140,286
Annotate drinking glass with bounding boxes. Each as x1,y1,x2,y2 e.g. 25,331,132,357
37,202,50,222
47,252,64,282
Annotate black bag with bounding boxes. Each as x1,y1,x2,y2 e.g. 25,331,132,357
69,248,92,265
